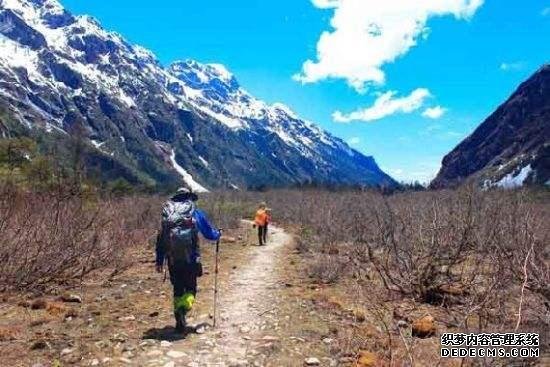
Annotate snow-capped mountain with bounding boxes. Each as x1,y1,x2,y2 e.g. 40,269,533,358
0,0,396,190
167,60,359,161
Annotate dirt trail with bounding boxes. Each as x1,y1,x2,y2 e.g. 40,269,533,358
197,222,292,364
132,222,328,367
188,223,291,365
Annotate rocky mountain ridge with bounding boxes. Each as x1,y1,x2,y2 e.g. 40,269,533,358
431,64,550,189
0,0,396,190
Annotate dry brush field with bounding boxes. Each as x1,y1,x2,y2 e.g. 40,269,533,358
0,184,548,366
244,187,550,366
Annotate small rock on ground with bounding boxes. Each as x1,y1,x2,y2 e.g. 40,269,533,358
59,294,82,303
166,350,186,358
305,357,321,366
412,315,436,338
118,315,136,322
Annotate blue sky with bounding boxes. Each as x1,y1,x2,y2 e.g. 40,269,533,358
61,0,550,183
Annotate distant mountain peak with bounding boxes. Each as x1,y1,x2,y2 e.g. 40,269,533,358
26,0,62,6
3,0,62,10
3,0,71,26
169,59,239,91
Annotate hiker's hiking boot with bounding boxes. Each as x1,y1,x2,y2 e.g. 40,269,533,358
174,310,187,333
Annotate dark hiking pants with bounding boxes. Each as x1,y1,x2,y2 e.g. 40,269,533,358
168,262,197,329
257,225,265,246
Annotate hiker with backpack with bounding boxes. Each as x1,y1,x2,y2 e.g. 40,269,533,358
155,187,221,333
253,202,268,246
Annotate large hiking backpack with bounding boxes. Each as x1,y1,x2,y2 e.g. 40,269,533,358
161,200,199,265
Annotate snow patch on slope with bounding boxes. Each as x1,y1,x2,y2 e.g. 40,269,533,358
0,36,48,84
198,156,209,167
90,139,104,148
495,164,532,189
3,0,70,50
208,63,233,82
272,103,298,120
118,89,136,108
169,149,208,193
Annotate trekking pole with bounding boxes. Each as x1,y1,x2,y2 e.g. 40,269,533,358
213,236,221,328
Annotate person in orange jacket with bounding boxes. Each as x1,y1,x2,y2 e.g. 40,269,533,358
253,202,267,246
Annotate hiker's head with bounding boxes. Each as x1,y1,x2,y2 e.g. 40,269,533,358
265,208,272,214
172,186,198,202
259,202,267,209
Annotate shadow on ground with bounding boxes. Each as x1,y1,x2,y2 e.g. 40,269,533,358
143,321,212,342
142,326,193,341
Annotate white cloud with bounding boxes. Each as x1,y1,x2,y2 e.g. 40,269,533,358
294,0,484,92
542,7,550,16
333,88,431,123
347,136,361,145
312,0,341,8
422,105,447,119
500,61,525,71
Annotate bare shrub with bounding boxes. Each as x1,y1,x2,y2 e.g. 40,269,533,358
236,188,548,337
0,186,264,292
0,185,159,292
199,191,252,230
356,188,508,304
294,235,312,254
309,253,348,284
